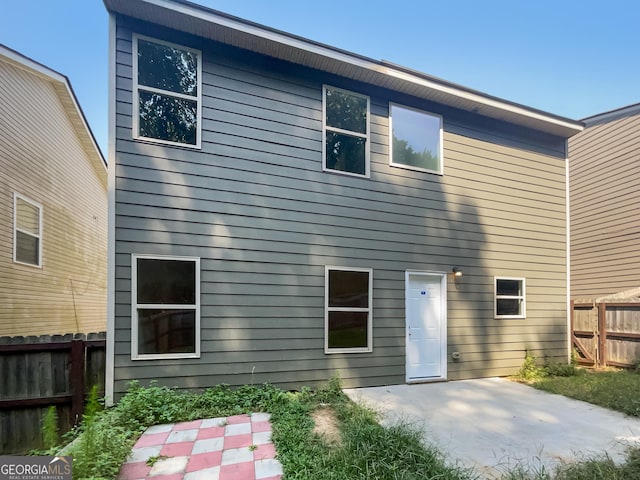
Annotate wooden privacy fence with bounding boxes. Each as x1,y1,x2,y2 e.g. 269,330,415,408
571,301,640,368
0,332,106,454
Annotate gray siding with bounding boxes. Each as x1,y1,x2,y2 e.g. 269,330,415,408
112,18,568,396
569,108,640,299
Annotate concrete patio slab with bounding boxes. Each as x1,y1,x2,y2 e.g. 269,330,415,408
345,377,640,478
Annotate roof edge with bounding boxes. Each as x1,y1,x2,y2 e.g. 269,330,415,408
0,43,107,168
582,102,640,126
104,0,584,138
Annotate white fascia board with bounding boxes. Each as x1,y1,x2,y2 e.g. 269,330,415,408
142,0,583,136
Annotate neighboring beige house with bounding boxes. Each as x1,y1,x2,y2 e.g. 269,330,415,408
0,45,107,337
569,103,640,300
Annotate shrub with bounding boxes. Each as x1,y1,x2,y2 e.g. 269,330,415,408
518,349,546,380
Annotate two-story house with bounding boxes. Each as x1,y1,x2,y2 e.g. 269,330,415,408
103,0,583,402
0,45,107,337
569,103,640,300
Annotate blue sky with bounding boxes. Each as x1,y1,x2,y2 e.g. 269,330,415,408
2,0,638,156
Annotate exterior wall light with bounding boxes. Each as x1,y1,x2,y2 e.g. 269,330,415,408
452,267,463,277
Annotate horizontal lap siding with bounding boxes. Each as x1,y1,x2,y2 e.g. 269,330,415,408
0,60,107,336
113,19,567,395
569,110,640,299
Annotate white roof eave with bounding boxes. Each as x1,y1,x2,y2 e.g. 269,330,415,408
104,0,584,138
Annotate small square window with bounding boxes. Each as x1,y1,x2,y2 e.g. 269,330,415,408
390,103,443,174
132,255,200,359
495,277,526,319
13,193,42,267
325,266,373,353
133,35,202,148
323,86,370,177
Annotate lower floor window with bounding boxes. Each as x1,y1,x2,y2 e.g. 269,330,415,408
494,277,526,319
132,254,200,359
325,266,373,353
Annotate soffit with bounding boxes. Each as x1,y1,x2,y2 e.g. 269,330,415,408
104,0,583,138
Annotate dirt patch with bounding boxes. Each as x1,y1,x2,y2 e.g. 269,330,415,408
311,405,342,446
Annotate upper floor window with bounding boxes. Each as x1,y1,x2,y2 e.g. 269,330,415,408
323,86,370,177
390,104,443,174
132,254,201,359
13,193,42,267
494,277,526,319
133,35,202,148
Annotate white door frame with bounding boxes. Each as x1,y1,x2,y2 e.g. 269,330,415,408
405,270,448,383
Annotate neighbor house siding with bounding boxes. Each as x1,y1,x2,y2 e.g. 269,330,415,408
569,107,640,299
0,59,108,336
112,18,568,396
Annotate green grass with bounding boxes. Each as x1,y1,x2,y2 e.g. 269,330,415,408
60,378,474,479
529,368,640,417
59,375,640,479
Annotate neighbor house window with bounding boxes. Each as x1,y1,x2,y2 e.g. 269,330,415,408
13,193,42,267
389,103,443,174
495,277,526,319
325,266,373,353
323,86,370,177
132,255,200,359
133,35,202,147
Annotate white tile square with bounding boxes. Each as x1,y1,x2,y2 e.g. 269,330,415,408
184,466,220,480
191,437,224,454
149,455,188,476
145,423,174,434
252,431,272,445
201,417,227,428
255,459,283,479
127,445,162,463
251,413,271,423
225,423,251,436
221,447,254,466
166,429,198,443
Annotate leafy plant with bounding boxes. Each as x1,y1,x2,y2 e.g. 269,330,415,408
518,349,546,380
42,406,59,451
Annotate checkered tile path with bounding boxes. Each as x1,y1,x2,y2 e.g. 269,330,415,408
117,413,283,480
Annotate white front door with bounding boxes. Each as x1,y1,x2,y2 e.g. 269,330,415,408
406,272,447,381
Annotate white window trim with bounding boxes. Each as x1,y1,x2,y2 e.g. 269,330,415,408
131,254,201,360
13,192,43,268
324,265,373,354
322,85,370,178
494,276,526,319
389,102,444,175
132,33,202,149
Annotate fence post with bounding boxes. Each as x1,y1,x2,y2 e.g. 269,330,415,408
597,302,607,368
70,339,85,423
569,300,574,361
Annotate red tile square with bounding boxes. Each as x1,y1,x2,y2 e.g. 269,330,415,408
117,461,151,480
160,441,194,456
259,476,283,480
224,433,253,450
226,414,250,424
197,426,225,440
186,451,223,472
134,431,170,448
219,461,255,480
251,421,272,433
253,443,276,460
172,419,202,431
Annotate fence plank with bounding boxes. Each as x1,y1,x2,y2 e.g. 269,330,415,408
0,332,105,454
573,302,640,369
